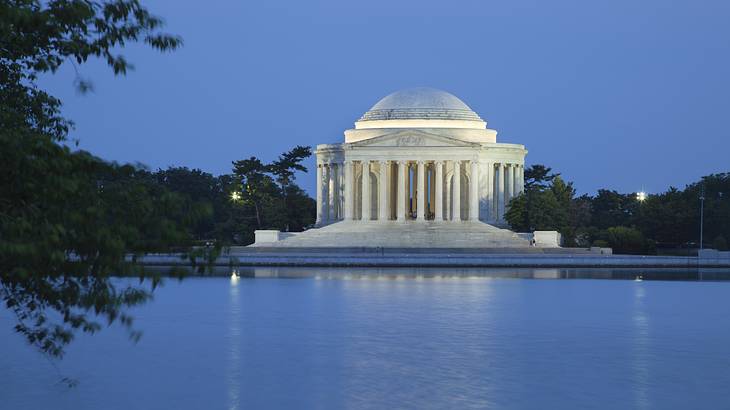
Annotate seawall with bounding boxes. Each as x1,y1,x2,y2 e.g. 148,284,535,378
137,247,730,269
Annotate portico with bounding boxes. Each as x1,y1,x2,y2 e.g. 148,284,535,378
316,158,524,224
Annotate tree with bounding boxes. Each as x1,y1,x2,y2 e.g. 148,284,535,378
1,0,184,359
689,174,730,247
267,146,312,189
505,167,572,235
504,194,528,231
232,157,275,229
267,146,312,231
591,190,635,229
524,164,559,189
231,148,316,235
713,236,728,251
512,163,728,254
634,187,691,247
154,167,226,240
603,226,647,255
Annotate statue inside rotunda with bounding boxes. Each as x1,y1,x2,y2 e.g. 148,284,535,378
253,87,542,248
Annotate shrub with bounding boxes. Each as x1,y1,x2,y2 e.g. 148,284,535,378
713,235,729,251
605,226,646,254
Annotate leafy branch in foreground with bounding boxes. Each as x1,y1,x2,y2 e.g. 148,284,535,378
1,0,185,358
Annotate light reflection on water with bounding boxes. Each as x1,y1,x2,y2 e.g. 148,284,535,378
230,266,730,281
632,285,650,410
227,272,241,410
2,268,730,410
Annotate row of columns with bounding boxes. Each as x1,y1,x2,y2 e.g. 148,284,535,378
492,162,524,222
387,159,469,222
316,160,524,225
316,162,343,224
317,160,481,224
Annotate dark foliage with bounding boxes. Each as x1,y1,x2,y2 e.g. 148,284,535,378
151,149,316,246
1,0,186,358
1,1,316,360
506,165,730,254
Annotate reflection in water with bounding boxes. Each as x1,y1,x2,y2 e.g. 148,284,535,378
336,275,499,408
143,264,730,281
232,266,726,281
632,284,650,410
3,273,730,409
227,270,241,410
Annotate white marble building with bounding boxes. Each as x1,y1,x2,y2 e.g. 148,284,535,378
315,87,526,226
251,87,547,248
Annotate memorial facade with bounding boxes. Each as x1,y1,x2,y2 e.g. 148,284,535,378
315,87,527,226
250,87,546,248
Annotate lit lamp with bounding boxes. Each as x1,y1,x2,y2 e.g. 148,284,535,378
230,191,241,201
636,191,647,202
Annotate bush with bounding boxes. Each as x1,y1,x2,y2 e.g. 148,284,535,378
605,226,646,254
713,235,729,251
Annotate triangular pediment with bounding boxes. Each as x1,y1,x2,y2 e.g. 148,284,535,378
348,130,479,148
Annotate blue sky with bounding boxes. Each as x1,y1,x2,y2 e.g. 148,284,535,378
42,0,730,195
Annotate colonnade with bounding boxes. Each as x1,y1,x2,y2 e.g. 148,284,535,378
316,160,524,225
492,162,525,224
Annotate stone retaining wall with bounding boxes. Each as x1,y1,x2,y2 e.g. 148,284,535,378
136,249,730,268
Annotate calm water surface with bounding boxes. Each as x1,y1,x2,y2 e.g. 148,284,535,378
2,268,730,409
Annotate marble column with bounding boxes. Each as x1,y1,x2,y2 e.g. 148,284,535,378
452,160,461,221
378,160,388,221
497,163,505,221
323,164,331,223
519,165,525,194
338,163,345,218
361,160,371,221
434,161,443,222
428,165,435,218
397,160,406,222
416,161,425,221
485,162,493,222
512,165,519,197
316,163,323,225
344,161,354,221
505,164,513,205
469,160,479,221
328,163,337,221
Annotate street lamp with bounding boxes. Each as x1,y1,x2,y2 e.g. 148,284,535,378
699,185,705,250
230,191,241,202
636,191,647,202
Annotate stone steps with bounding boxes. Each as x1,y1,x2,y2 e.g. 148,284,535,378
257,221,531,248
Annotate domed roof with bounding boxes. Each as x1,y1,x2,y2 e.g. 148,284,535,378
358,87,483,122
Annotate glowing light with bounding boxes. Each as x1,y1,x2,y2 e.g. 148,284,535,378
230,191,241,201
636,191,647,202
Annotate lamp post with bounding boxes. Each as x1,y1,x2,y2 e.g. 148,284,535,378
699,185,705,250
636,191,647,202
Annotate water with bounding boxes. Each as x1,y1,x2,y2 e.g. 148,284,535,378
2,268,730,409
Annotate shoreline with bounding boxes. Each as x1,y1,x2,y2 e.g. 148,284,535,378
137,247,730,269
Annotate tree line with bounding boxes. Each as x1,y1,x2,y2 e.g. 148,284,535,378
151,150,316,246
506,165,730,254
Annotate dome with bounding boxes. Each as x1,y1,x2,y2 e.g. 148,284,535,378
358,87,483,122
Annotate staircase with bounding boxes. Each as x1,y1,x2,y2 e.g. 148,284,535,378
254,221,531,248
